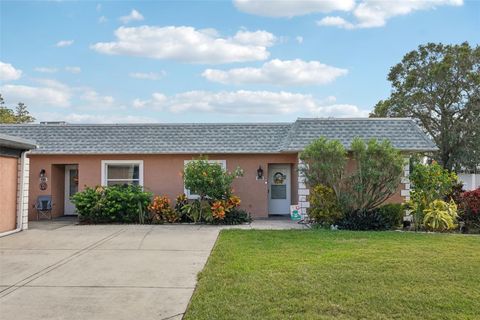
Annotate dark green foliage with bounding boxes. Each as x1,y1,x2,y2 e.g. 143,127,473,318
72,185,152,223
370,42,480,171
221,209,252,225
375,203,405,229
338,209,389,231
338,203,405,230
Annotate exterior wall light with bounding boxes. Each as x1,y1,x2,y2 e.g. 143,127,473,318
256,166,264,180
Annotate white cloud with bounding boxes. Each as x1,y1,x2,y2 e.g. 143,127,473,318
202,59,347,86
91,26,276,64
296,36,304,44
96,3,102,12
232,30,276,46
233,0,355,17
56,40,74,47
0,83,71,107
319,0,463,29
34,67,58,73
132,93,167,110
129,71,165,80
80,90,115,108
0,61,22,81
317,16,354,29
0,78,117,112
65,66,81,74
119,9,144,24
133,90,367,117
98,16,108,23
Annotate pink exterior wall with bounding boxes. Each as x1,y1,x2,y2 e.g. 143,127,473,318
27,153,298,219
0,156,18,232
27,152,407,221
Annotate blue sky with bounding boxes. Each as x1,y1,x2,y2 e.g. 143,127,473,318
0,0,479,123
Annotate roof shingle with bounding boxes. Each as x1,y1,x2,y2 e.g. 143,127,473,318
0,118,437,154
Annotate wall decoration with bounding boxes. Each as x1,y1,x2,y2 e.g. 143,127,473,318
273,172,286,185
39,169,48,190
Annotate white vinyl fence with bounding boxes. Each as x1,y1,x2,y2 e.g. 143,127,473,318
458,174,480,191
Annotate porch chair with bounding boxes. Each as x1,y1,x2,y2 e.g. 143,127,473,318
35,195,53,220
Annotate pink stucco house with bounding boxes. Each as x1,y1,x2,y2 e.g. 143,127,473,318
0,118,437,220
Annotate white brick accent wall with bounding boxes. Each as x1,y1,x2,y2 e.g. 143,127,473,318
402,157,410,201
16,155,30,230
297,157,309,217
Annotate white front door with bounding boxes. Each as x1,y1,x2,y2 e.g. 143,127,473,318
268,164,291,215
64,165,79,215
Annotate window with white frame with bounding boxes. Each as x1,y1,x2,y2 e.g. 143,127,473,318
101,160,144,186
183,159,226,199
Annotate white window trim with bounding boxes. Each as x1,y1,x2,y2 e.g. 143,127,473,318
183,159,226,199
101,160,144,187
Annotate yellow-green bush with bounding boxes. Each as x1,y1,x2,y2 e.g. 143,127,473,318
423,200,458,232
307,185,342,226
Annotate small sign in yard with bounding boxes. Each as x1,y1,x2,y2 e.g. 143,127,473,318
290,205,301,221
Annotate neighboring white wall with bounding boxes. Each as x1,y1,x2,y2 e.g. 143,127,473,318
297,157,309,218
458,174,480,191
17,155,30,230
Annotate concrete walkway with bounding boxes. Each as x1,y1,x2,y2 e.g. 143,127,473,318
0,218,306,320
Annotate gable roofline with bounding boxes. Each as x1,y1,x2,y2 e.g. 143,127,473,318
0,133,37,151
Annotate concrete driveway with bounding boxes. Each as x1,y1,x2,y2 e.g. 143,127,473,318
0,223,220,320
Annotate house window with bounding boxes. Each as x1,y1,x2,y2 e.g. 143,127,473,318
101,160,144,186
183,160,226,199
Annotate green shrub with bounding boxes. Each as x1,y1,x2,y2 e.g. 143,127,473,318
183,157,243,222
338,209,388,231
72,185,152,223
307,184,342,226
409,162,458,230
301,137,404,214
423,200,458,232
299,137,347,197
376,203,405,229
221,209,252,225
345,138,404,212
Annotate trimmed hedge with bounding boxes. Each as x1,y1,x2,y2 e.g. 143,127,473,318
72,185,152,223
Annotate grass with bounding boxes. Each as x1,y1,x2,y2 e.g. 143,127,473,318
185,230,480,320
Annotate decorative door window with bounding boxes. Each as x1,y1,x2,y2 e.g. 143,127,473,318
271,171,287,199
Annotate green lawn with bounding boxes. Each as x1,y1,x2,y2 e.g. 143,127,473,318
185,230,480,320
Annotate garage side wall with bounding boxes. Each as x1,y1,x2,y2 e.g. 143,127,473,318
0,156,18,232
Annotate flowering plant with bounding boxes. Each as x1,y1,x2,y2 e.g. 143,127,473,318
148,195,179,223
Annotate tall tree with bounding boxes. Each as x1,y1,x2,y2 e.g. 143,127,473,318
370,42,480,171
0,94,36,124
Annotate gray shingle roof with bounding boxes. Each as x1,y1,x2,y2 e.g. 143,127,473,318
0,133,36,150
284,118,438,152
0,118,437,154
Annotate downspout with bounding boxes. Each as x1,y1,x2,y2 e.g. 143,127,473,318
0,150,28,238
